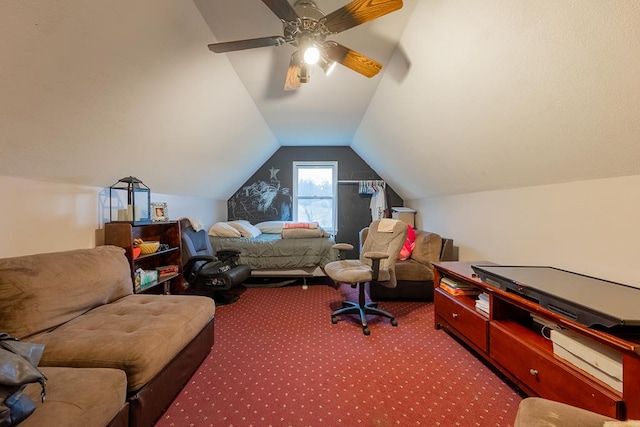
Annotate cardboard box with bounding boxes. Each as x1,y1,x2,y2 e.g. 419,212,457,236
391,207,416,227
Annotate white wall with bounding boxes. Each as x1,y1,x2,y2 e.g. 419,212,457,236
0,175,226,258
409,174,640,287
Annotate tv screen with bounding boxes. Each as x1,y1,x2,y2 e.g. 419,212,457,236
471,265,640,328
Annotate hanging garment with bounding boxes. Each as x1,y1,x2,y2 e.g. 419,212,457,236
369,188,387,221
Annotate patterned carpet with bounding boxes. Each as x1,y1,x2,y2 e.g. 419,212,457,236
155,284,522,426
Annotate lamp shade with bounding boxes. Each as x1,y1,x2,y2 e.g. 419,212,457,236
109,176,151,225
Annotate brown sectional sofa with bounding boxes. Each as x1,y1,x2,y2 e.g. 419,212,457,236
0,245,216,427
361,227,457,301
22,367,129,427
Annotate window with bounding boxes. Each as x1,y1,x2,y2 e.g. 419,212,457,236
293,161,338,234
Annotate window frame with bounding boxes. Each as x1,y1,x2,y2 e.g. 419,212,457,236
292,161,338,234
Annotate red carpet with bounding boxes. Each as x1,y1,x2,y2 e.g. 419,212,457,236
155,284,522,426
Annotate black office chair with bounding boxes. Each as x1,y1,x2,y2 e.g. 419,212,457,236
179,219,251,305
325,219,408,335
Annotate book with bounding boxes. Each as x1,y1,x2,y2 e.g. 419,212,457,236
440,276,477,290
440,281,481,296
475,293,490,314
156,265,179,275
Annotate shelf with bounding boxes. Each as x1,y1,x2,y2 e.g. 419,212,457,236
433,261,639,420
492,319,552,353
138,273,180,292
136,247,179,261
105,222,184,295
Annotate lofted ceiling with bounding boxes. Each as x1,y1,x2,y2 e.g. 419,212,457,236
193,0,418,146
1,1,639,203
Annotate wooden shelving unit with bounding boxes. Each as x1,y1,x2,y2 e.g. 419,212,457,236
433,261,640,420
104,221,185,295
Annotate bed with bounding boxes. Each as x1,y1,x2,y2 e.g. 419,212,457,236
208,220,339,284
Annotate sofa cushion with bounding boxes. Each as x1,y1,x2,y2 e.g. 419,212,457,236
28,294,215,391
410,231,443,267
0,246,133,339
22,367,127,427
395,259,434,282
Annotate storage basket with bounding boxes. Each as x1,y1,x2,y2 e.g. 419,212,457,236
138,241,160,255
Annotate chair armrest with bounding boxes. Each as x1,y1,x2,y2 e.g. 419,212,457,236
362,251,389,260
332,243,354,260
187,255,216,263
183,255,217,281
332,243,354,251
363,252,390,282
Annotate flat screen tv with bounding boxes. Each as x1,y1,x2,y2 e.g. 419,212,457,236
471,265,640,328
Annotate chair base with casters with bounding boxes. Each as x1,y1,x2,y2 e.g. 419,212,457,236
331,282,398,336
325,219,408,335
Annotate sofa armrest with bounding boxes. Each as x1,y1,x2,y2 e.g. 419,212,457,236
410,231,442,266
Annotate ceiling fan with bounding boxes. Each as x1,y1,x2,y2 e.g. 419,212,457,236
207,0,403,90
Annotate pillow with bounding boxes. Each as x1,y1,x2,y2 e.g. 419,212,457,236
283,221,319,229
398,225,416,260
229,220,262,238
208,222,241,238
255,221,286,234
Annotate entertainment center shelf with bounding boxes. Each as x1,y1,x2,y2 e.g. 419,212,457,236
433,261,640,420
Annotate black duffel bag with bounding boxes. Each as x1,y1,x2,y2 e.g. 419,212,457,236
0,333,47,427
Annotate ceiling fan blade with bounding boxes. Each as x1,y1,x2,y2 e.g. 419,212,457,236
323,42,382,78
262,0,299,23
208,36,286,53
322,0,403,34
284,52,302,91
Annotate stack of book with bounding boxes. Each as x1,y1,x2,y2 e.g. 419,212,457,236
439,277,481,297
475,292,490,314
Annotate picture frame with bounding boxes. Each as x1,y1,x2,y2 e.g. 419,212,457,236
151,202,168,222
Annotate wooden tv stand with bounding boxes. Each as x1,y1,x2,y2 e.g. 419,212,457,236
433,261,640,420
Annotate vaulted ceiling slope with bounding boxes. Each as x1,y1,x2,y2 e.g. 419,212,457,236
193,0,418,146
2,1,640,203
354,0,640,200
1,0,278,199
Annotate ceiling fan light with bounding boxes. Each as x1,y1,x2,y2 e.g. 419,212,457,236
303,46,320,65
299,63,310,83
319,57,336,76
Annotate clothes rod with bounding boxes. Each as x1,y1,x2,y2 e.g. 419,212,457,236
338,180,385,184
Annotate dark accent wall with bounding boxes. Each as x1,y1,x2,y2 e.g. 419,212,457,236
227,146,403,255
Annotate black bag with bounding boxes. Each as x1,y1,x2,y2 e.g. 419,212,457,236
0,333,47,427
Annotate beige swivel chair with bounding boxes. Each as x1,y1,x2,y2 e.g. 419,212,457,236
325,218,408,335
